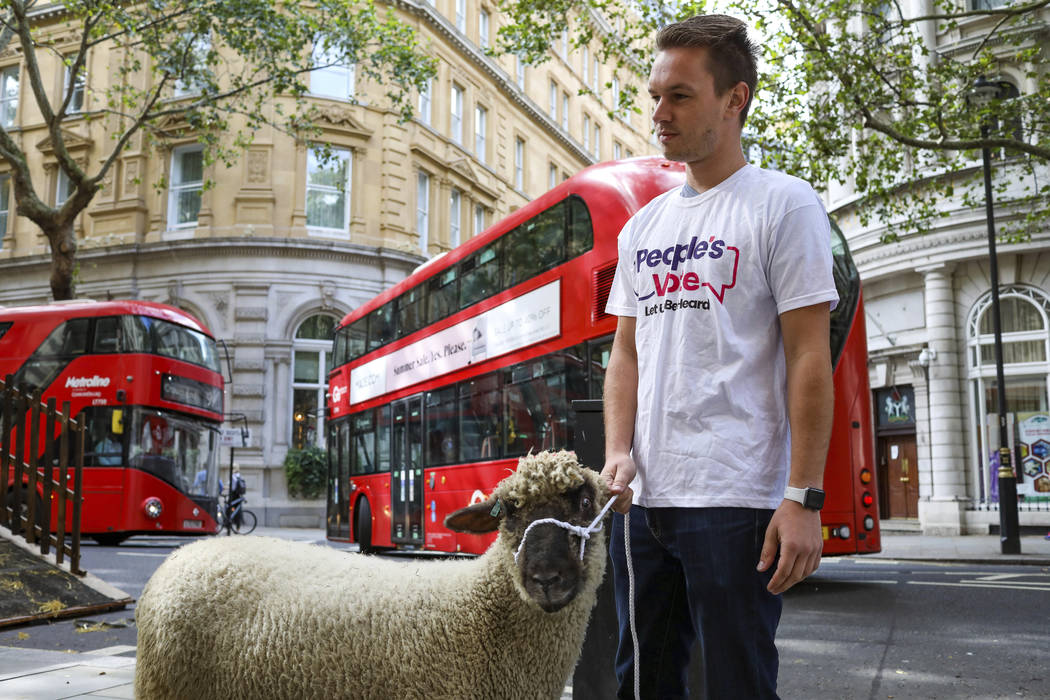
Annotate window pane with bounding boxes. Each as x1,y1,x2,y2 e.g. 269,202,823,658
980,341,1046,365
93,316,121,353
295,350,320,383
425,387,458,466
427,268,458,323
503,201,565,288
175,189,201,225
348,317,368,357
460,373,501,461
297,314,337,340
567,195,593,259
368,302,396,351
398,287,425,338
460,244,501,309
307,149,349,187
293,388,320,449
176,149,203,184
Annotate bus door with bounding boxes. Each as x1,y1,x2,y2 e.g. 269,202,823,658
391,395,424,546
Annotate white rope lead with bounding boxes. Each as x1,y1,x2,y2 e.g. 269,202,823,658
625,509,639,700
513,496,618,565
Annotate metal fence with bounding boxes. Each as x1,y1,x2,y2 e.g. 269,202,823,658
0,376,85,575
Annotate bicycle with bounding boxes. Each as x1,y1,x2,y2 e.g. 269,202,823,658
217,493,257,535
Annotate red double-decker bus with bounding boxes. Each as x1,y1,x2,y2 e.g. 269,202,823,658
0,300,225,545
326,157,880,556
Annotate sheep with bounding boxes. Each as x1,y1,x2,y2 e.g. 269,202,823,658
134,449,611,700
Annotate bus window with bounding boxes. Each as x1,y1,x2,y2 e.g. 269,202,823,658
15,317,91,392
459,244,501,310
425,387,458,466
399,286,425,339
566,195,594,259
460,372,501,461
351,410,376,475
427,268,458,325
123,315,152,353
93,316,121,353
377,405,392,472
348,317,368,358
368,302,396,351
504,201,566,288
587,336,614,399
81,406,126,467
128,407,219,496
503,351,587,457
152,319,219,370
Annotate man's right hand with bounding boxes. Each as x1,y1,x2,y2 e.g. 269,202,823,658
600,453,636,514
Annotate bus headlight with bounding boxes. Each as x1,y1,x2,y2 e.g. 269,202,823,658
143,497,163,519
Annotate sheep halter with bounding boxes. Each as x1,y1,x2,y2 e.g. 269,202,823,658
513,497,618,565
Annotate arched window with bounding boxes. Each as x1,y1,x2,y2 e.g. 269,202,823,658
292,314,338,449
966,286,1050,506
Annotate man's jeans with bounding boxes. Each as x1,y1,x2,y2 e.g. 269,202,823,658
610,506,782,699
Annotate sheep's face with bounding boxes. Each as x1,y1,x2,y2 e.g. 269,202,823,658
445,451,607,613
503,480,600,612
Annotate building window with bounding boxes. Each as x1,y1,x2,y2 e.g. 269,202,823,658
55,168,74,206
167,145,203,229
583,115,590,151
611,76,620,110
562,92,569,131
479,10,490,48
514,137,524,190
549,163,557,189
173,34,210,98
561,28,569,60
582,46,588,84
449,188,461,248
417,171,430,253
593,124,601,160
451,83,464,143
292,314,338,450
549,79,557,120
64,61,85,114
516,56,525,90
1,66,18,128
966,286,1050,506
419,78,432,126
592,56,599,93
310,43,356,100
455,0,466,32
474,203,485,237
475,105,487,162
614,141,622,160
0,174,9,241
306,146,352,233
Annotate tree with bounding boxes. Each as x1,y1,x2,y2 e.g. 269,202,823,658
0,0,435,300
496,0,1050,241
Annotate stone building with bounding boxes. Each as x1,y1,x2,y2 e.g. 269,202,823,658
0,1,653,525
829,8,1050,535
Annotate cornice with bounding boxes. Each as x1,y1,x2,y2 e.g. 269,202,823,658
0,237,428,273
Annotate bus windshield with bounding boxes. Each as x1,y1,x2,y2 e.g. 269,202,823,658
126,407,221,496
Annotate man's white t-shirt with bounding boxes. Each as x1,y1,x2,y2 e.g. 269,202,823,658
605,164,839,509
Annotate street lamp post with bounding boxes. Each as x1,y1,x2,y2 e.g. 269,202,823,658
970,76,1020,554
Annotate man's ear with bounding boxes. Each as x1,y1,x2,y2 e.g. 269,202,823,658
445,498,502,534
725,81,750,119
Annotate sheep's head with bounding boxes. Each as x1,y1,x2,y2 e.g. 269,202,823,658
445,450,609,613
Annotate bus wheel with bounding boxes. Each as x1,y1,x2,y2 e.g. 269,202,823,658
3,488,45,537
356,498,374,554
92,533,129,546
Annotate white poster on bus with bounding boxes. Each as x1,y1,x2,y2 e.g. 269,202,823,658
350,280,561,404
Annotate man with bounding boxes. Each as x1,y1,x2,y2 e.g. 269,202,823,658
600,14,837,699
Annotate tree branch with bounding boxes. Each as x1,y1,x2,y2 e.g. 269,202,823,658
10,0,56,126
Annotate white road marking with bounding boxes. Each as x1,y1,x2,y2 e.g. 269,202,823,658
84,645,136,656
909,581,1050,592
115,551,170,557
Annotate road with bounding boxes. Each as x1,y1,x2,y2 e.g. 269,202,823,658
1,536,1047,699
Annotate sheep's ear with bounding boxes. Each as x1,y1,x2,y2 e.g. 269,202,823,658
445,498,502,534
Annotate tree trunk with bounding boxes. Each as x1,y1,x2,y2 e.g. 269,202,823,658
45,220,77,301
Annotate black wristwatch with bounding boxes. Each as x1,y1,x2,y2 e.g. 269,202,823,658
784,486,825,510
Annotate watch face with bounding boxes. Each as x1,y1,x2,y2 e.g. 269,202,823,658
804,488,826,510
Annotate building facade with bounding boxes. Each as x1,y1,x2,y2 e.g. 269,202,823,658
830,7,1050,534
0,1,653,525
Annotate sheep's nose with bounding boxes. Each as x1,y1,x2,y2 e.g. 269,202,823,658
531,570,563,590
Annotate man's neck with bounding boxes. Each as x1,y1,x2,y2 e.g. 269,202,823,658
684,151,748,194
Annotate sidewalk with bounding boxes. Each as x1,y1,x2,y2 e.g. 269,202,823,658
1,529,1048,699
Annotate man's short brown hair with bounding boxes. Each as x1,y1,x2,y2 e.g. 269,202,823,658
656,15,759,124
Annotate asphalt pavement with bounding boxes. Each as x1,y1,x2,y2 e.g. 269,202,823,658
1,528,1048,699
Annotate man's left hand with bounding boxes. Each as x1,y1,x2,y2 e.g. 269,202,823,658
757,500,823,594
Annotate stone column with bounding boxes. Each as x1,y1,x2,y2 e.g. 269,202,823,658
917,263,967,534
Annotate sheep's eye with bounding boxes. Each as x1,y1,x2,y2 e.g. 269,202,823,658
581,497,592,510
